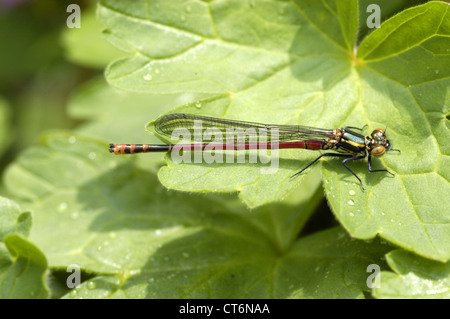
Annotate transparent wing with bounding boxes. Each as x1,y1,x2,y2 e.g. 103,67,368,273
153,113,335,143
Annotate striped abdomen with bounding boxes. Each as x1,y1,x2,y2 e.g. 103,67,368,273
109,140,324,154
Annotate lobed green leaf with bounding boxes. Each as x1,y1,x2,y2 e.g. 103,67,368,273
99,0,449,261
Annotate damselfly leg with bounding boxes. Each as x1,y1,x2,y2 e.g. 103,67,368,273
291,153,371,190
291,153,367,189
290,153,351,178
341,155,366,190
367,154,395,176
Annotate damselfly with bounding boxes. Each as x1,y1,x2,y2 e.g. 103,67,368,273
109,113,399,190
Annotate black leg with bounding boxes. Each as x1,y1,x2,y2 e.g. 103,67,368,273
290,153,353,178
341,155,366,190
368,154,395,176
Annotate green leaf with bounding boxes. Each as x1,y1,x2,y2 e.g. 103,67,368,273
358,1,450,62
373,250,450,299
4,132,392,298
99,0,450,261
62,227,391,299
0,197,48,299
101,0,352,94
0,235,48,299
324,0,450,263
356,0,424,44
0,196,32,240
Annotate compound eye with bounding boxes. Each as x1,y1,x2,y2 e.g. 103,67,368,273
371,145,386,157
371,128,385,139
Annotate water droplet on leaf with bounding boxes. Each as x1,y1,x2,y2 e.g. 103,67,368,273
57,202,68,213
71,211,79,219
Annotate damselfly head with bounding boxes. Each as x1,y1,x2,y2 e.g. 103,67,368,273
368,129,399,156
367,129,388,157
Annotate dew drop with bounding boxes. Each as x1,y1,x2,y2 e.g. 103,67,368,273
435,69,440,74
57,202,68,213
349,190,356,196
88,152,97,160
143,74,153,81
155,229,162,236
68,136,77,144
154,68,160,74
70,289,78,297
347,199,354,206
349,212,354,217
87,281,96,289
194,100,202,108
71,211,79,219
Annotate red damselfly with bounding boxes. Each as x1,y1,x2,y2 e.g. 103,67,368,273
109,113,399,190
